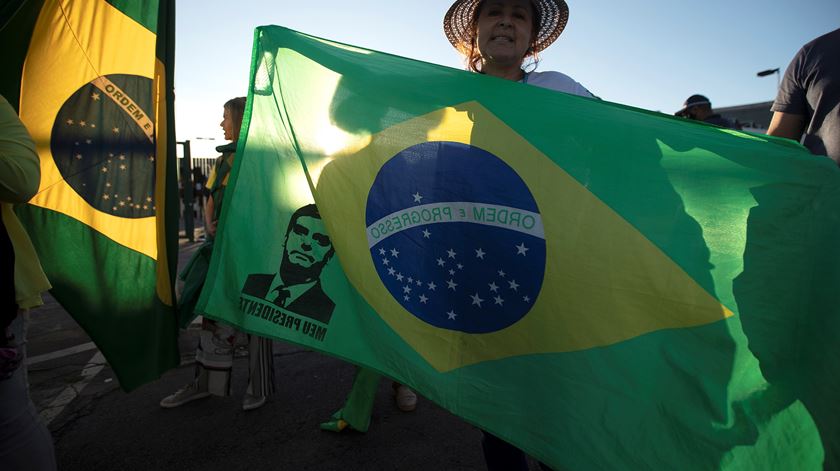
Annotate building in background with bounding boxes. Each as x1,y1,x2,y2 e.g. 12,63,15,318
716,100,774,133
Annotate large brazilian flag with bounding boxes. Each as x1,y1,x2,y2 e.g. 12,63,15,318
199,26,840,469
0,0,179,391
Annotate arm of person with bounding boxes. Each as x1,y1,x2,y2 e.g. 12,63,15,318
767,111,806,141
0,95,40,203
205,195,216,237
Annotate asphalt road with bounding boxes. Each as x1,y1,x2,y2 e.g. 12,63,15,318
24,234,542,471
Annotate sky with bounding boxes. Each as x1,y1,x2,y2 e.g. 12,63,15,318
174,0,840,157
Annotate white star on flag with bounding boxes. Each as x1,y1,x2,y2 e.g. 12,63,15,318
391,248,399,258
508,280,519,291
516,243,529,256
396,273,404,281
419,294,428,304
447,279,458,290
422,229,431,238
427,282,437,291
403,286,412,294
488,282,499,292
494,296,505,306
437,258,446,267
388,267,396,276
379,248,386,255
382,258,389,265
471,293,484,307
413,192,423,203
447,310,457,320
447,248,457,259
498,270,506,277
475,248,485,259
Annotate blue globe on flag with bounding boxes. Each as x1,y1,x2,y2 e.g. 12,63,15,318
50,74,156,218
365,141,546,333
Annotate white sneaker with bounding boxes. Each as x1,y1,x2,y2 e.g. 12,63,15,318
160,382,210,408
242,394,266,411
394,384,417,412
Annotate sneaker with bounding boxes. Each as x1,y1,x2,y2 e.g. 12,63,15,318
160,383,210,408
394,384,417,412
242,394,266,411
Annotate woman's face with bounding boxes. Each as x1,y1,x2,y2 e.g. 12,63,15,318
475,0,535,68
220,106,235,141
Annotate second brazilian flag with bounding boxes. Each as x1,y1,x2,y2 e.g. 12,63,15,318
1,0,179,391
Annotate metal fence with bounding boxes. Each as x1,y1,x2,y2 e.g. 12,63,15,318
179,156,217,181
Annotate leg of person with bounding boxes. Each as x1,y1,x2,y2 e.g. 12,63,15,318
243,335,274,411
0,311,57,471
160,320,234,407
198,320,235,397
320,367,381,433
175,240,213,329
481,432,529,471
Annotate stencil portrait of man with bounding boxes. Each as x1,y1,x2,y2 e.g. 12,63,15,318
242,204,336,324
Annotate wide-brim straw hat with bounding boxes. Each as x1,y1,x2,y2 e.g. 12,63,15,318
443,0,569,53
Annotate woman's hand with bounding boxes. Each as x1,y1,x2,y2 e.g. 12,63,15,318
206,219,217,238
204,195,216,238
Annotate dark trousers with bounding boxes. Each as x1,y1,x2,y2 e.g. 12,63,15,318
482,432,553,471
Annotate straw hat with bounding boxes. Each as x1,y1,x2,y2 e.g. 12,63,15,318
443,0,569,53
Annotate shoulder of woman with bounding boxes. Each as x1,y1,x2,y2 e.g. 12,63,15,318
528,71,594,98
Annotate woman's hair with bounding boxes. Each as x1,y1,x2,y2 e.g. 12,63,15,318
224,96,247,142
460,0,542,74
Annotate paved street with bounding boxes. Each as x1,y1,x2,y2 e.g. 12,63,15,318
24,231,521,470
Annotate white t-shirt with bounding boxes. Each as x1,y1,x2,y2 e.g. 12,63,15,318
522,71,593,98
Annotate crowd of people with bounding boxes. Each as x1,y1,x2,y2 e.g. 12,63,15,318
2,0,838,470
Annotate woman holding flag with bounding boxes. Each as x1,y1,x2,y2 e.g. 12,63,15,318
450,3,593,468
323,2,593,467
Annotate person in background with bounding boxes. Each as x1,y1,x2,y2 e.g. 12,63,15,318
765,27,840,469
675,94,740,129
192,166,206,223
161,97,275,411
767,28,839,163
0,94,55,470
